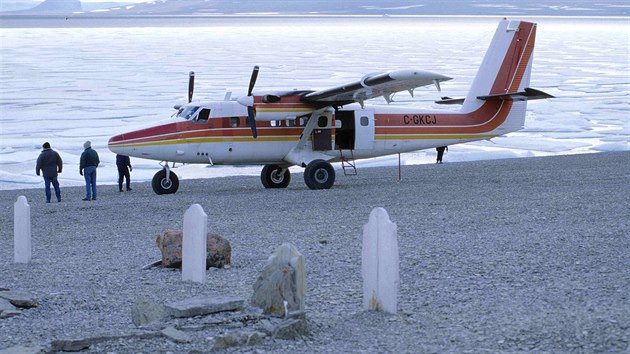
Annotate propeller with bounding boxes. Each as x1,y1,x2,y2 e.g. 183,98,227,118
245,66,259,138
188,71,195,103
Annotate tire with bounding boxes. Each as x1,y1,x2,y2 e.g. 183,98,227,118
261,164,291,188
304,160,335,190
151,169,179,195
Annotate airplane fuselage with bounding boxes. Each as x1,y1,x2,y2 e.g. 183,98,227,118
108,98,518,167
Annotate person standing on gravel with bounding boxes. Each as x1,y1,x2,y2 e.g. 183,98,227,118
35,142,63,203
79,140,100,201
436,146,448,163
116,154,132,192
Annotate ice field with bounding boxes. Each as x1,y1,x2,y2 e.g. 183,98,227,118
0,16,628,190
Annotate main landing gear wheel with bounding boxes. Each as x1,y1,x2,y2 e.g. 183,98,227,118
304,160,335,190
261,164,291,188
152,169,179,195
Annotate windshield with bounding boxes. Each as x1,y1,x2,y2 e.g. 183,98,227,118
178,106,200,120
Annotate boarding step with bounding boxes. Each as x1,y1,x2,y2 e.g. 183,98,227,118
340,149,357,176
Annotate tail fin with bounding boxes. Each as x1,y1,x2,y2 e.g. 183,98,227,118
461,19,538,116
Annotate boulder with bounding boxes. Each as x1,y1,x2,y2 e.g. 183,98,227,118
155,230,231,268
251,243,305,316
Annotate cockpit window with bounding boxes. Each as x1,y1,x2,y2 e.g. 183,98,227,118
197,108,210,123
178,106,200,120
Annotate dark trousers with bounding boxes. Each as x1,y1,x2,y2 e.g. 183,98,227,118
44,176,61,202
117,165,130,190
436,147,446,163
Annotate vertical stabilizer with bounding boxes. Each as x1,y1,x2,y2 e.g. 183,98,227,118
461,19,537,116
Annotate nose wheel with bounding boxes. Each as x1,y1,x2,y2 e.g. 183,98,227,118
261,164,291,188
152,168,179,194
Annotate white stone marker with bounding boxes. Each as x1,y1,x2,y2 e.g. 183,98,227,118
182,204,208,283
14,196,32,263
362,207,399,313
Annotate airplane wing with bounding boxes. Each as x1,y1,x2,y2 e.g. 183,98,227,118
301,69,451,107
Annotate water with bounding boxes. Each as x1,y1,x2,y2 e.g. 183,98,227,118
1,16,628,190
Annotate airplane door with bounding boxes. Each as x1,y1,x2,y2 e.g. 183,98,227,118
354,110,375,150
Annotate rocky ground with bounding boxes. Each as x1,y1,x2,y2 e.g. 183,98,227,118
1,151,629,353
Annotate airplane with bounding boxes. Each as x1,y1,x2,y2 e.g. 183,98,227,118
108,19,553,194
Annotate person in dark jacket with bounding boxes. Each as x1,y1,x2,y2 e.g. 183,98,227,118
36,142,63,203
79,141,100,201
436,146,448,164
116,154,132,192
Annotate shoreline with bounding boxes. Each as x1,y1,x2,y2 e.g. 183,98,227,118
1,14,628,28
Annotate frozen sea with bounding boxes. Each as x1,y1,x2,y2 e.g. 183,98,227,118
0,16,628,190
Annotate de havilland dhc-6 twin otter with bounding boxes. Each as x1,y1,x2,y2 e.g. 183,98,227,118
108,19,553,194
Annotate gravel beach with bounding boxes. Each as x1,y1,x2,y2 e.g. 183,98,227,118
1,151,629,353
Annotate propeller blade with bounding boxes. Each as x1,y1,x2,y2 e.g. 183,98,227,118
188,71,195,103
247,66,259,96
247,107,258,138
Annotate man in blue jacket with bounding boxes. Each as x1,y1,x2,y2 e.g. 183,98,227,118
79,141,100,201
36,142,63,203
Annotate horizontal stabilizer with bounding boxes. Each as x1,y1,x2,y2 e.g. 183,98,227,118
477,87,555,101
435,88,553,105
435,96,465,105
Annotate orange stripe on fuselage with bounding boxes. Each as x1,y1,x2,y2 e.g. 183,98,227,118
375,101,512,136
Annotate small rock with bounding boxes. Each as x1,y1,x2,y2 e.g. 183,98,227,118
50,339,91,352
273,318,309,340
212,331,266,350
131,297,170,326
0,298,21,318
165,295,244,318
0,345,46,354
0,290,38,308
161,326,191,343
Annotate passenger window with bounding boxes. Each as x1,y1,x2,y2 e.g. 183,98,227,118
318,116,328,128
270,120,281,127
230,117,240,127
360,116,369,126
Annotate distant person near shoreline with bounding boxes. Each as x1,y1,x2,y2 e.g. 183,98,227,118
436,146,448,164
116,154,132,192
79,141,100,201
35,142,63,203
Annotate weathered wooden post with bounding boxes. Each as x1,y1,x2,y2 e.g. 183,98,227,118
182,204,207,283
362,207,399,313
14,196,32,264
251,243,306,316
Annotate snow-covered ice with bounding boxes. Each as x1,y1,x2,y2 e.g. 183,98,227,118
0,17,628,190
